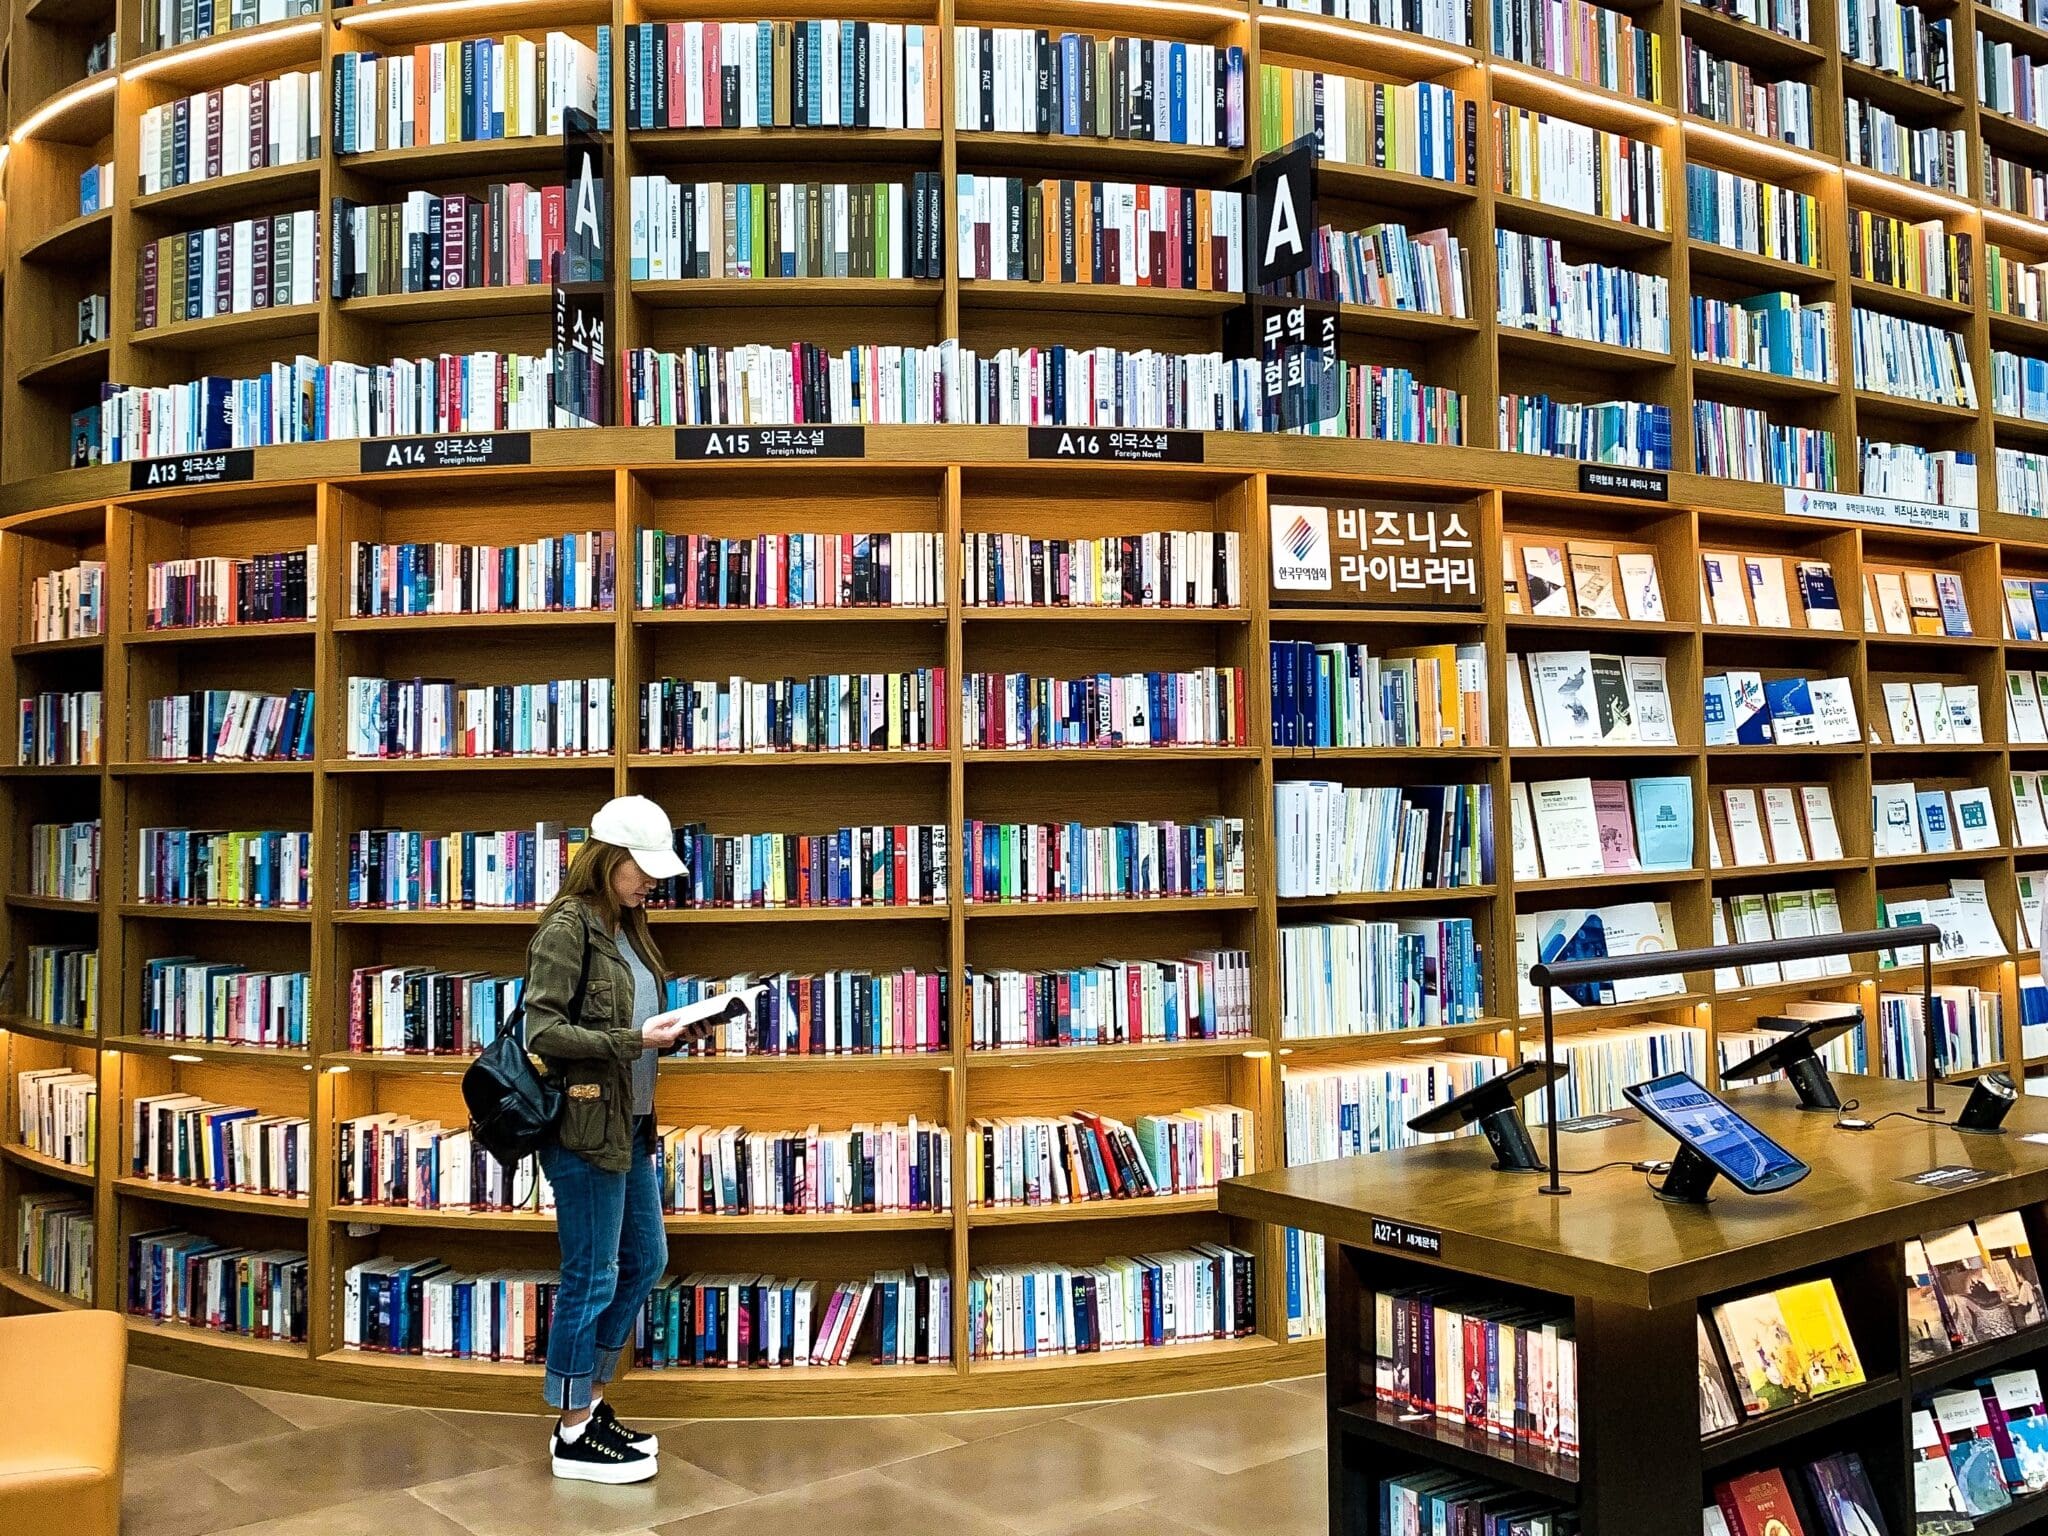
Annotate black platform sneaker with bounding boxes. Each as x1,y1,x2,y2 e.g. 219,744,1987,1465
591,1398,660,1456
551,1420,657,1484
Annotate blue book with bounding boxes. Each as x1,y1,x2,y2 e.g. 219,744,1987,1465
595,25,610,131
1728,670,1774,744
1630,776,1694,870
1762,675,1816,743
756,23,773,124
1918,790,1957,852
1537,910,1612,1008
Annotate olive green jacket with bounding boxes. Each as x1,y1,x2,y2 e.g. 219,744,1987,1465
524,899,647,1173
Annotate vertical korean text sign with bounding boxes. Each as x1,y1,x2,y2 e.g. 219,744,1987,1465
554,109,613,428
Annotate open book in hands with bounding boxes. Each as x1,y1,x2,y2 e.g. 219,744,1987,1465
647,984,769,1047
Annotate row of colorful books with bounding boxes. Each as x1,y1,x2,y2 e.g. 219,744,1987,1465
129,1229,308,1342
1373,1282,1581,1458
624,20,935,133
640,669,946,755
16,1194,92,1303
964,1106,1250,1207
1846,96,1967,192
961,668,1242,751
1512,775,1693,880
956,27,1245,145
133,213,320,331
146,550,316,630
960,817,1243,903
964,951,1253,1050
145,688,315,763
1852,308,1977,408
1693,292,1835,382
637,528,942,610
16,690,103,767
331,185,571,299
1693,406,1837,489
27,820,97,902
138,70,321,196
1493,0,1660,99
25,945,96,1033
1705,1453,1888,1536
1709,785,1845,871
344,677,612,760
640,1271,948,1368
143,960,311,1049
954,176,1245,290
661,1122,950,1215
1509,650,1680,749
1683,36,1815,147
1278,918,1487,1038
1496,229,1670,351
1270,639,1489,751
132,1094,310,1199
335,1119,549,1212
630,174,946,283
15,1069,95,1169
966,1246,1255,1358
28,559,104,643
352,532,612,618
137,829,311,909
1274,780,1492,896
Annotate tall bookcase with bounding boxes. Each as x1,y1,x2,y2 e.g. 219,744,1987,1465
11,0,2048,1416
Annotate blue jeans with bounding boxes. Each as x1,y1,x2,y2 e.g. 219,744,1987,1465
539,1116,666,1411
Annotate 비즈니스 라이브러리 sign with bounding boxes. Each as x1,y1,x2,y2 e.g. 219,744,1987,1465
1268,502,1481,609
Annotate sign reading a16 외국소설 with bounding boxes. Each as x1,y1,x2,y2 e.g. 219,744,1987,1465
1268,502,1481,609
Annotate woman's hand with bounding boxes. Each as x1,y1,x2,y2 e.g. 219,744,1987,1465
640,1014,690,1049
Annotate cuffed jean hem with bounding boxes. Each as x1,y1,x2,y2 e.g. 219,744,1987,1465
593,1341,626,1387
544,1369,594,1412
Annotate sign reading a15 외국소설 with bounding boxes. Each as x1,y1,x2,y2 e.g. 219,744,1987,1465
1268,503,1482,608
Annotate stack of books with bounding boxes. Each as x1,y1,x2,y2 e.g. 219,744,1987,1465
353,530,614,617
639,1271,952,1368
625,20,938,131
28,559,104,642
633,175,946,281
137,829,311,908
131,1094,309,1199
964,667,1240,750
1512,775,1693,878
329,32,604,151
143,959,310,1049
966,951,1250,1050
27,820,98,902
345,676,611,759
137,69,322,194
1279,917,1486,1035
16,690,102,766
639,528,942,610
25,945,96,1032
956,27,1245,144
1271,638,1489,748
347,965,523,1056
668,969,950,1057
128,1230,308,1342
1700,1275,1865,1423
133,212,320,329
965,1105,1251,1206
961,817,1242,902
967,1247,1254,1357
16,1194,91,1302
660,1122,951,1215
1371,1282,1581,1459
15,1068,95,1168
345,823,586,911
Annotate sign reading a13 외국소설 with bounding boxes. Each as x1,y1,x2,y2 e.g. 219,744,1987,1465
1268,503,1482,609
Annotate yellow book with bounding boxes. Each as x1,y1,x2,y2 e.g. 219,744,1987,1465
1776,1277,1865,1397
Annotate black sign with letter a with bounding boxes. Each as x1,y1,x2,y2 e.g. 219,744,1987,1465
1249,138,1317,288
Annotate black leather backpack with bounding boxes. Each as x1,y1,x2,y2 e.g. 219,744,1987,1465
462,940,586,1168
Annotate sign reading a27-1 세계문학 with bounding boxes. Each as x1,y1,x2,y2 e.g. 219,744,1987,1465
1268,502,1481,609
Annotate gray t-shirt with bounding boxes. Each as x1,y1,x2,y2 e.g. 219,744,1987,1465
620,937,661,1118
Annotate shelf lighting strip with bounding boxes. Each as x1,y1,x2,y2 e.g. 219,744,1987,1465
123,18,321,83
10,75,115,145
1259,10,1475,69
1682,118,1834,178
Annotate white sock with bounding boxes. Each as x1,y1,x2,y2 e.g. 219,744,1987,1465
559,1416,589,1443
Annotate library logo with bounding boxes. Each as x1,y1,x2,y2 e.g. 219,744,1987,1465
1271,506,1331,591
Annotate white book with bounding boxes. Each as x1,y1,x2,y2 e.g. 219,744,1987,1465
1800,785,1845,860
1882,682,1922,744
1527,651,1602,747
1509,781,1544,880
2009,672,2048,744
1912,680,1956,743
1702,552,1752,625
1873,781,1923,855
1710,899,1744,990
1623,654,1677,745
1528,778,1605,878
1948,878,2007,956
1616,551,1665,621
1946,684,1984,744
1599,901,1686,1002
1722,789,1773,866
1744,555,1793,628
1770,890,1824,981
1809,678,1861,745
1807,889,1855,976
2014,772,2048,847
1952,786,2001,850
1760,787,1809,863
1729,893,1783,984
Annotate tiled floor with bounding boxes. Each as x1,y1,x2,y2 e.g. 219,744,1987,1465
121,1364,1329,1536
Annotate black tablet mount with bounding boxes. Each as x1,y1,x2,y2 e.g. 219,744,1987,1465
1527,921,1944,1197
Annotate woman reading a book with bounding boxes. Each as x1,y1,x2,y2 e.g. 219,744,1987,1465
524,795,700,1484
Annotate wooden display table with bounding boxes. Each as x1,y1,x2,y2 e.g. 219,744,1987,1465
1220,1073,2048,1536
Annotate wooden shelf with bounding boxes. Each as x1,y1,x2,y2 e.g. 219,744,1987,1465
970,1037,1270,1066
648,904,950,924
0,1015,97,1047
639,604,949,624
112,1176,309,1218
338,137,571,184
132,162,323,225
100,1035,309,1065
956,131,1240,180
1689,359,1840,403
0,1267,87,1311
1497,329,1675,374
1849,276,1975,327
1852,388,1980,427
18,208,109,268
131,303,321,353
1700,1376,1904,1470
16,339,110,390
958,282,1244,317
966,1190,1219,1226
1493,195,1671,253
0,1141,94,1186
338,287,555,323
12,633,103,657
126,1315,306,1360
1278,886,1496,909
1841,59,1964,121
639,277,941,310
1338,1398,1577,1502
116,903,311,922
124,620,316,647
964,894,1258,917
109,759,312,775
4,893,98,913
1686,240,1835,290
334,609,614,633
627,749,945,769
632,126,942,166
124,16,321,92
323,754,611,773
1678,4,1826,71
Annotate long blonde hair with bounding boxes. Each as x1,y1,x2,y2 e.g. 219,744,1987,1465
542,839,668,978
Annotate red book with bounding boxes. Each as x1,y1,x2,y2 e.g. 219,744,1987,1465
666,23,687,128
891,824,908,904
541,186,566,284
703,21,720,127
1717,1469,1807,1536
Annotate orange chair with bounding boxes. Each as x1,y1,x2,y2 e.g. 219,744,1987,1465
0,1309,126,1533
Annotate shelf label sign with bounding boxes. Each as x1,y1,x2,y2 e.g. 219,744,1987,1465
675,426,866,460
1270,501,1481,608
1898,1165,2001,1189
1248,137,1317,288
359,433,532,473
1026,428,1204,463
129,450,255,491
1579,465,1668,501
1369,1218,1443,1258
1785,488,1979,534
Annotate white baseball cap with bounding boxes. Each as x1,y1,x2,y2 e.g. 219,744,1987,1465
589,795,684,880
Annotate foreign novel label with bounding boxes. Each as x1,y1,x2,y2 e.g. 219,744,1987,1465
359,433,532,473
675,426,867,460
1578,465,1669,502
1026,428,1205,464
129,449,255,490
1898,1165,2001,1189
1369,1217,1443,1258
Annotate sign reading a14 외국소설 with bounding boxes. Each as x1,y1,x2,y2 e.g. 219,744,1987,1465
1268,503,1482,609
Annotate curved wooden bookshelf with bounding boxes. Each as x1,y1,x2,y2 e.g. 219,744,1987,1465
5,0,2048,1425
